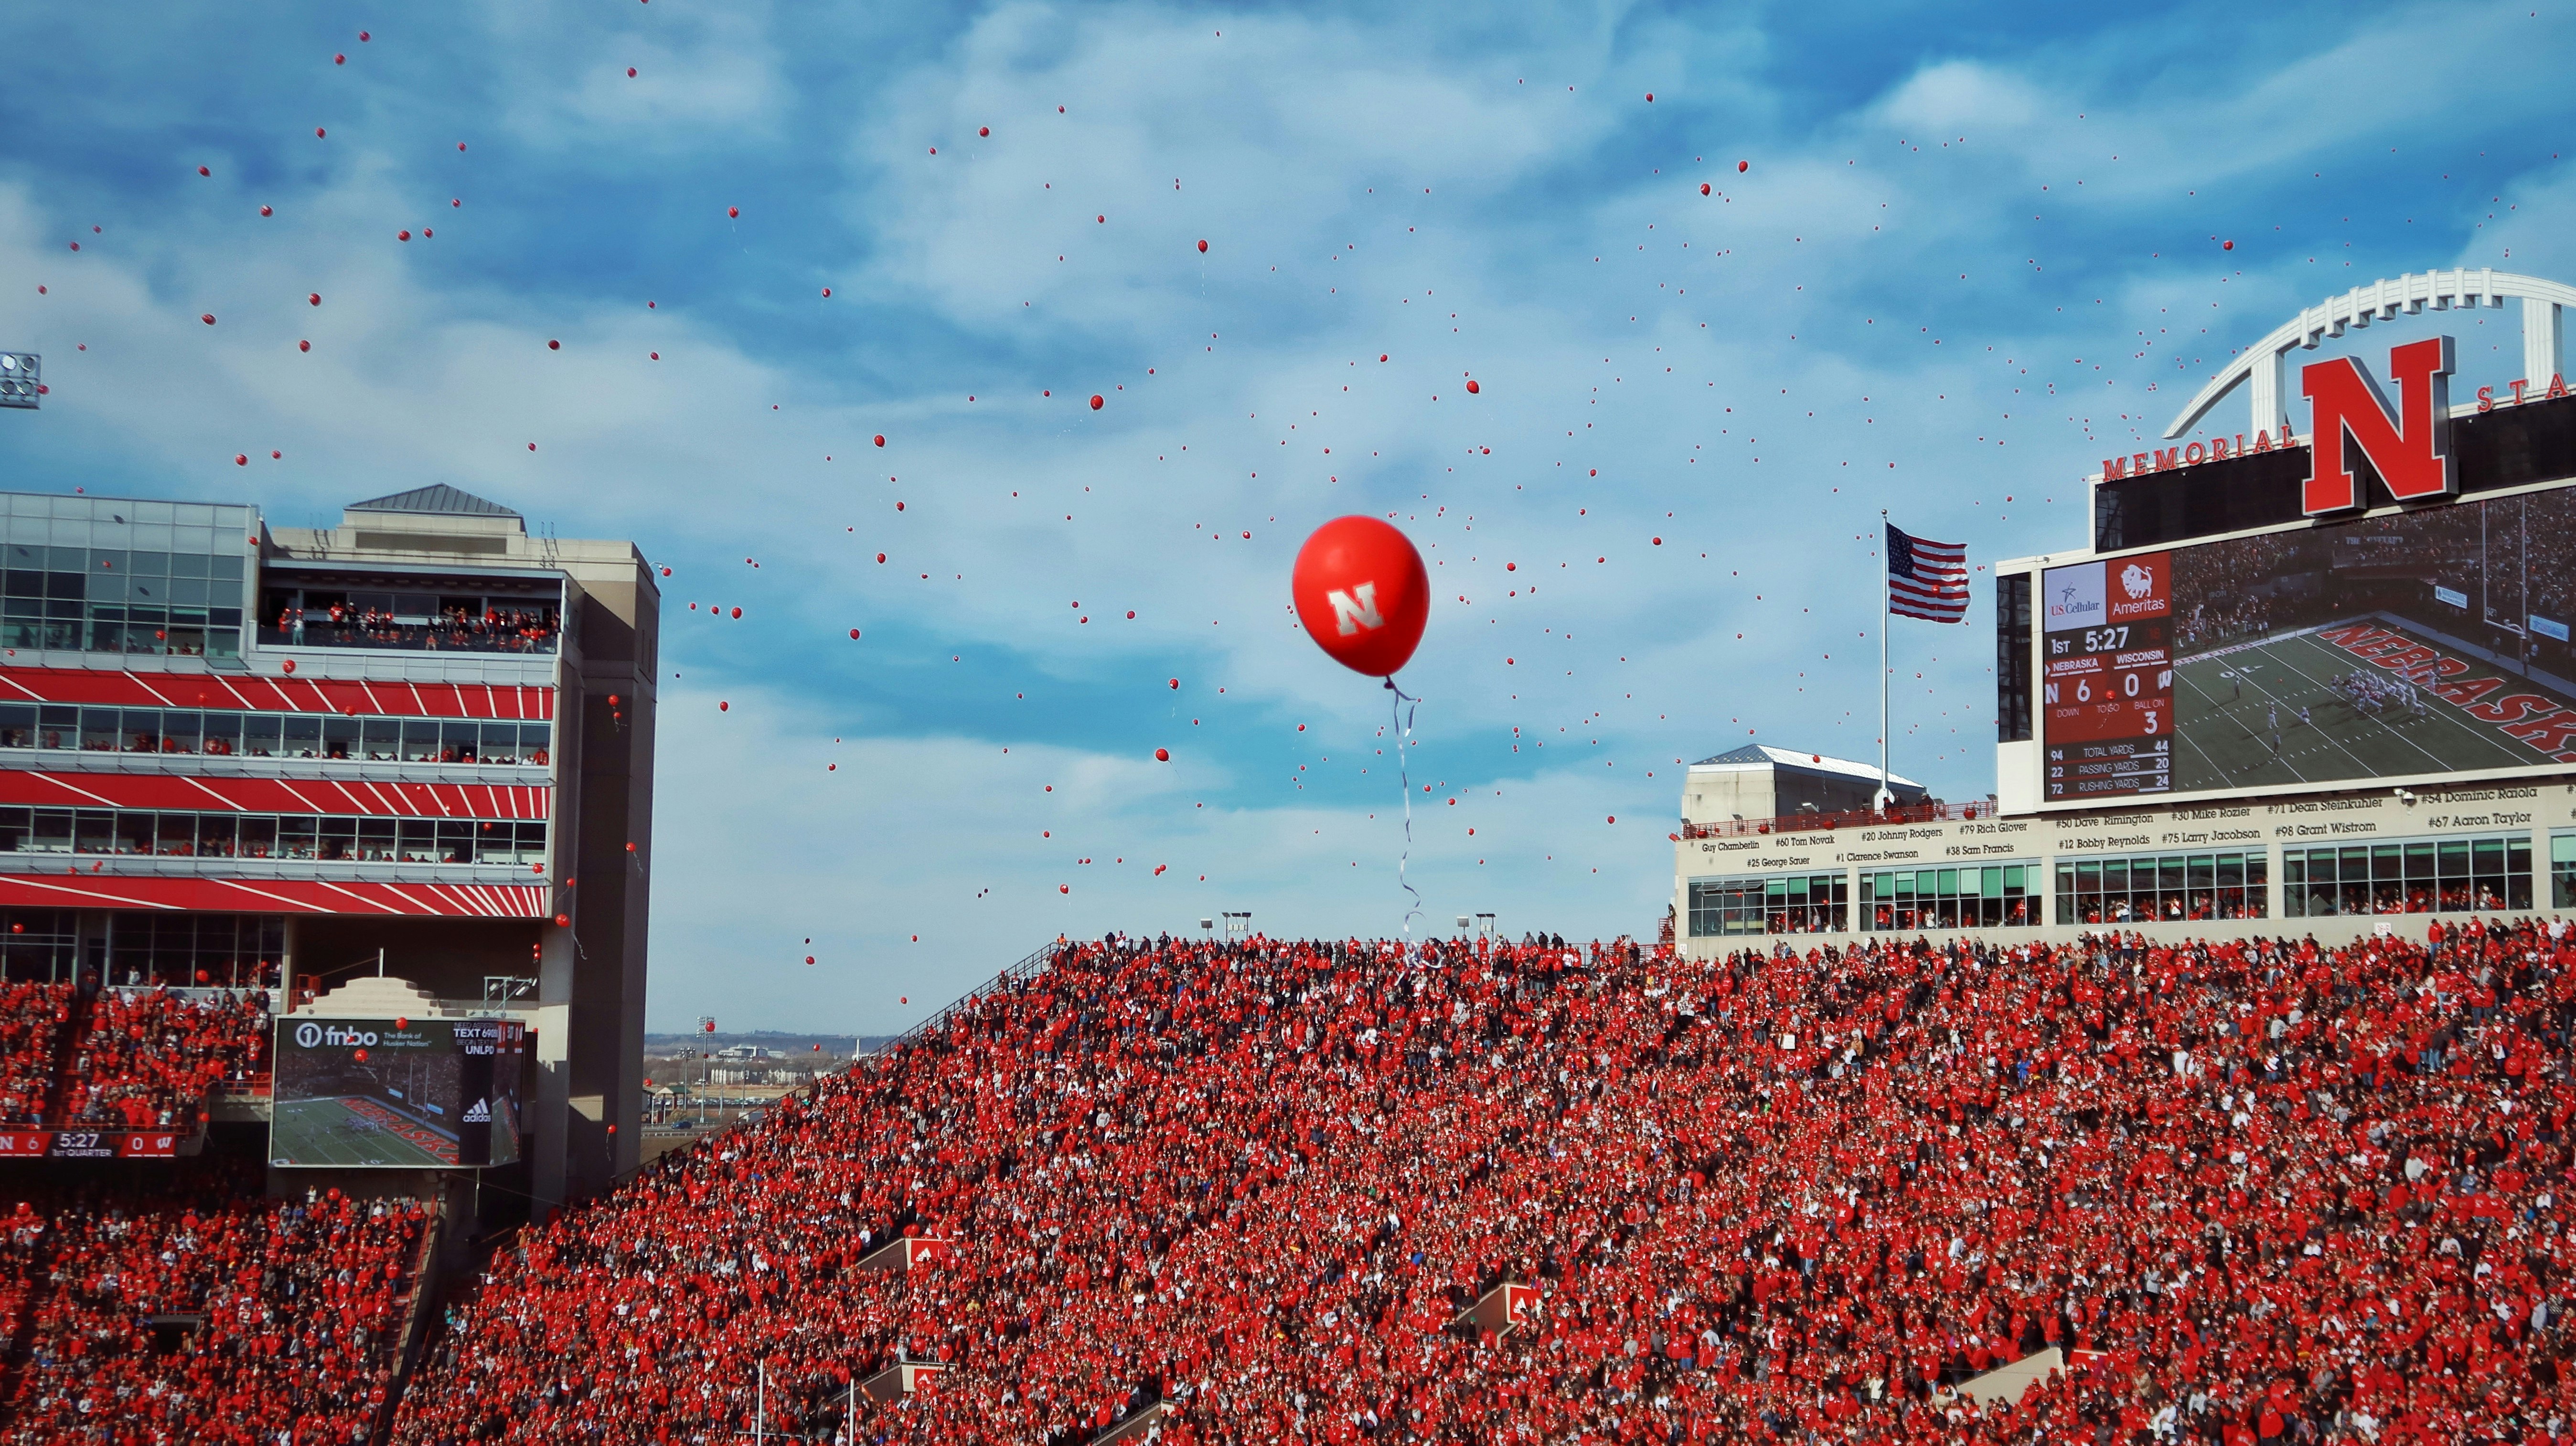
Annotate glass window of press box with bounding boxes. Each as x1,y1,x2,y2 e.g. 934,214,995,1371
0,703,548,766
0,497,257,659
258,574,564,656
2555,834,2576,909
0,807,546,865
1688,873,1848,937
1863,863,2040,931
2283,835,2531,917
2055,851,2267,925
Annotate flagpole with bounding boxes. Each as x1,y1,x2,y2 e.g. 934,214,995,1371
1878,510,1892,812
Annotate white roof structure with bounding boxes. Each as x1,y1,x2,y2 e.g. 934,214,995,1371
1689,744,1921,790
2163,268,2572,441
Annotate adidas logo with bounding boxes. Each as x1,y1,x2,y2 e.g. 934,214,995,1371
462,1099,491,1123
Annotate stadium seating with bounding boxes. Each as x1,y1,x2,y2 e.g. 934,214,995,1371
0,1173,430,1444
0,986,265,1133
393,921,2576,1445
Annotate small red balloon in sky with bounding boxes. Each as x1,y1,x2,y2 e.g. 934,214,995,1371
308,293,321,306
1154,748,1170,762
718,701,728,712
1644,92,1653,101
201,314,216,325
281,659,296,674
234,455,247,467
1089,394,1104,410
555,914,570,927
727,206,739,218
398,230,411,241
979,126,990,137
2223,239,2234,250
1701,183,1711,195
1291,516,1430,678
873,434,885,447
821,287,831,297
197,166,210,176
849,628,860,638
547,340,559,350
875,553,887,563
298,340,310,352
1653,537,1662,545
260,205,273,216
628,67,638,77
1738,159,1749,172
1197,239,1208,253
1465,379,1480,394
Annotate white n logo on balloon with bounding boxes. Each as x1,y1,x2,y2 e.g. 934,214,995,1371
1326,584,1384,636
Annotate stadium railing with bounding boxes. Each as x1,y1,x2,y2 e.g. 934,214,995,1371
873,942,1057,1056
1678,797,2000,839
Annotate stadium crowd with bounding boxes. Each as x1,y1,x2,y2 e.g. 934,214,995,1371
51,989,268,1131
0,1169,430,1444
0,987,66,1128
0,985,265,1132
386,917,2576,1445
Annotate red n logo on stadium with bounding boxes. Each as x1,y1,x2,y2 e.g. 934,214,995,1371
2300,335,2456,515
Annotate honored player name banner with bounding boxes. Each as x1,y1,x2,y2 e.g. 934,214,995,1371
270,1017,527,1169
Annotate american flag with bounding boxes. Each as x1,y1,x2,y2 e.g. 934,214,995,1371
1886,523,1968,622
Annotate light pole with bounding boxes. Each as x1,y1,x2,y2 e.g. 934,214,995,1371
0,353,36,410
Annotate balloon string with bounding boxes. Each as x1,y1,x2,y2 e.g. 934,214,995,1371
1386,678,1422,939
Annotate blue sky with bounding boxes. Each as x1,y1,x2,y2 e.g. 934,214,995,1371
0,1,2570,1031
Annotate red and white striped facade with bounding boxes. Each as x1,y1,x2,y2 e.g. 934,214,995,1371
0,666,554,720
0,665,556,918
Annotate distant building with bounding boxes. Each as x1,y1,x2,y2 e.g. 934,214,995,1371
1680,744,1925,830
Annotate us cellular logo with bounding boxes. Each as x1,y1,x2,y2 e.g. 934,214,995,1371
294,1023,379,1048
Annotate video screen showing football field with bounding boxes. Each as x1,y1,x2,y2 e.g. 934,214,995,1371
2167,619,2576,793
2159,487,2576,797
270,1024,466,1169
269,1093,460,1168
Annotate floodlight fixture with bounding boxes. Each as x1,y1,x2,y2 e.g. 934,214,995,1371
0,352,37,410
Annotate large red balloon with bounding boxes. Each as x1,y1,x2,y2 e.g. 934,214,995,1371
1291,517,1428,677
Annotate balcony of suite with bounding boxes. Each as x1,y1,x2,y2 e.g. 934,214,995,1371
255,486,576,688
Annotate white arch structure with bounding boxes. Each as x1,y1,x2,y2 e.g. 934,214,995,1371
2162,269,2573,441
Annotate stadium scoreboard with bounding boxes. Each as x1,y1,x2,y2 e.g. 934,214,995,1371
2001,274,2576,818
270,1016,529,1170
2041,554,2174,801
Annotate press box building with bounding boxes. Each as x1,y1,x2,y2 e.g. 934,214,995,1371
0,485,657,1209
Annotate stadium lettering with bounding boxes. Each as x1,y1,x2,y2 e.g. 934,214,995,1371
2462,692,2554,725
2366,645,2440,672
2315,623,2394,649
2475,373,2571,410
2500,711,2576,752
2434,676,2505,707
2101,428,2290,481
2300,335,2456,514
2345,634,2416,660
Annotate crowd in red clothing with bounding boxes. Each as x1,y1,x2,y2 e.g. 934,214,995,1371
0,986,67,1127
0,1169,430,1445
395,920,2576,1446
53,989,268,1131
0,985,264,1132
